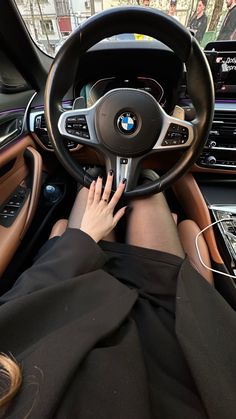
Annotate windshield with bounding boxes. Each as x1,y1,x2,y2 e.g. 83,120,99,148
15,0,236,56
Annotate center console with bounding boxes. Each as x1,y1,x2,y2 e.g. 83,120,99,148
198,104,236,169
196,174,236,277
210,205,236,273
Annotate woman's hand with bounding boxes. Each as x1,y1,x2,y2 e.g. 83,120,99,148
80,171,126,242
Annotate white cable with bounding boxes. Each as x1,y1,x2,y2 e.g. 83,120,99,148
195,217,236,281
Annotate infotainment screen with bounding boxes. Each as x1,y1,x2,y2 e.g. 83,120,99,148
205,41,236,98
215,52,236,95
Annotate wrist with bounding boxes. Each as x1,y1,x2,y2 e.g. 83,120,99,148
79,228,100,243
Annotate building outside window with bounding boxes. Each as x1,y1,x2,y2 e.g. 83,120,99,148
40,18,54,34
55,0,70,16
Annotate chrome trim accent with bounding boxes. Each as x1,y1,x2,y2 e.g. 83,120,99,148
0,129,19,144
0,91,37,150
23,91,38,132
200,162,236,169
115,157,132,189
209,205,236,213
214,103,236,112
205,146,236,151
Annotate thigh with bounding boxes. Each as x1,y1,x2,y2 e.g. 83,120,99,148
126,192,185,259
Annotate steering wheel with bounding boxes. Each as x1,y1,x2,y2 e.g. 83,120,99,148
44,7,214,198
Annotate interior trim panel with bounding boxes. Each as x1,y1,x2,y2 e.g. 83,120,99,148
0,136,42,276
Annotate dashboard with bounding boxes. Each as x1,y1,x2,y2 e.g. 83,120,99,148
83,76,166,108
28,40,236,172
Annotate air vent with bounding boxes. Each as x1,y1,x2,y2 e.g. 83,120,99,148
212,110,236,137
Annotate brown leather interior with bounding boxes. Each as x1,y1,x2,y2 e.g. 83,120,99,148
0,136,34,203
178,220,214,285
0,136,42,276
192,164,236,175
173,173,223,264
20,146,42,238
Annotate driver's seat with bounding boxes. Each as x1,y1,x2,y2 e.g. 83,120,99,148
49,218,214,286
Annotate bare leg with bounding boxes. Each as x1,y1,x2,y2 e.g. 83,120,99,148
126,192,185,258
68,187,115,242
49,219,68,239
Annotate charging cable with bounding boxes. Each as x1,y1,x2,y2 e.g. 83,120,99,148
195,217,236,282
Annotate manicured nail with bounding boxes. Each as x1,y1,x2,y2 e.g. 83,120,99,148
98,175,103,179
122,178,127,184
109,170,113,176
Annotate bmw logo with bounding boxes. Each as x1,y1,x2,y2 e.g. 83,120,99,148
117,112,137,135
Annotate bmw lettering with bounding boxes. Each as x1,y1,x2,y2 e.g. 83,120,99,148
117,112,137,135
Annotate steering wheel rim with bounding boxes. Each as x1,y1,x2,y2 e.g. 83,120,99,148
44,6,214,197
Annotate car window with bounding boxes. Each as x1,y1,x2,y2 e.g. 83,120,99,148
15,0,236,56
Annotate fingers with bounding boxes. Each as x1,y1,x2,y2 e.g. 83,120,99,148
109,179,126,210
113,206,126,226
87,180,96,207
94,176,103,203
101,170,113,202
87,172,126,209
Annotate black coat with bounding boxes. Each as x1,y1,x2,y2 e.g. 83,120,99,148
217,5,236,40
189,13,207,43
1,229,236,419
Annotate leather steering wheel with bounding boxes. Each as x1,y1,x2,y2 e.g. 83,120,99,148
44,7,214,197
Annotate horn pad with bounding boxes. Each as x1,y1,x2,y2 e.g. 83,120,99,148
95,88,163,157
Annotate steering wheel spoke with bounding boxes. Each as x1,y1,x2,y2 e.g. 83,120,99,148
104,154,141,191
58,106,99,146
115,156,141,191
153,111,195,151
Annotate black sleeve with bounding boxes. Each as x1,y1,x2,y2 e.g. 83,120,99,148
0,229,108,304
196,15,207,42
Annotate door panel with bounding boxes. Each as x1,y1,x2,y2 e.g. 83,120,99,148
0,135,42,276
0,110,25,148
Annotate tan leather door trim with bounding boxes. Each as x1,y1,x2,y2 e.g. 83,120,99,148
21,146,42,238
0,136,42,276
173,173,223,264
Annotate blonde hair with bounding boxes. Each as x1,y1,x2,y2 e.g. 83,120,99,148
0,354,22,409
